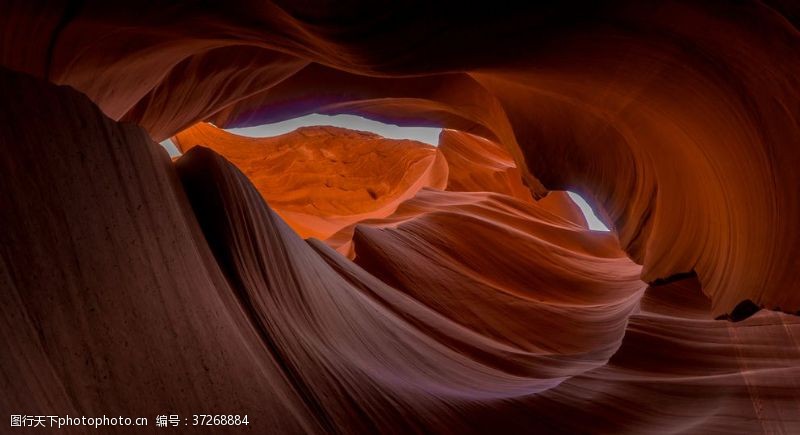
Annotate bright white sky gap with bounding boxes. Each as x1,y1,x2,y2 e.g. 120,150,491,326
227,114,442,146
158,114,440,156
566,192,610,231
160,113,608,231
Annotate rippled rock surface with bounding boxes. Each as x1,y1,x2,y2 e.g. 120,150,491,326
1,2,799,433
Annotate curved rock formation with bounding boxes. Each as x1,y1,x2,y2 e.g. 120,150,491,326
0,68,315,433
2,1,800,433
2,0,794,315
438,129,589,227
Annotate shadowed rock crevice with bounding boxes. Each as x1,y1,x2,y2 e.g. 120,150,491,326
716,299,762,322
649,270,698,287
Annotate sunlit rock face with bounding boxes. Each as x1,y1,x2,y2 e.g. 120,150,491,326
173,122,447,239
2,1,800,433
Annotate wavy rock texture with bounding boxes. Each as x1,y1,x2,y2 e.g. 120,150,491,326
0,68,315,434
1,1,795,314
437,129,589,227
1,1,800,433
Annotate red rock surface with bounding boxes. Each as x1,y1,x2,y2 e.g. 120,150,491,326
438,129,589,227
2,1,800,433
0,69,314,434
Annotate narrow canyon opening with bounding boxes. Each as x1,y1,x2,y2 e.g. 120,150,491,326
162,113,610,236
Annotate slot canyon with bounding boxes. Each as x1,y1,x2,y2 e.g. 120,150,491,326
1,1,799,433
